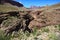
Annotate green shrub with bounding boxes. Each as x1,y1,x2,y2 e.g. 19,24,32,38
32,27,38,36
0,30,11,40
41,27,49,32
48,33,58,40
58,25,60,30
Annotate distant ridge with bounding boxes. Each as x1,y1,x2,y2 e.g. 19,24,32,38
0,0,23,7
0,0,24,12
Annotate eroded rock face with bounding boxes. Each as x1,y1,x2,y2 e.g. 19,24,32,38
0,0,34,36
0,11,34,36
28,9,60,29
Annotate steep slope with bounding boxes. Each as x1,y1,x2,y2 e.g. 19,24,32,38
0,0,23,12
0,0,23,7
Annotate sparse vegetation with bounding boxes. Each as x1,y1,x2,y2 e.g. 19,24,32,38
48,32,58,40
1,16,19,27
0,24,60,40
0,5,19,13
0,25,59,40
0,30,11,40
58,25,60,30
41,27,49,32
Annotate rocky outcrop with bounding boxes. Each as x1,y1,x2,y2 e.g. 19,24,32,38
0,0,34,36
28,9,60,29
0,11,19,26
0,11,34,36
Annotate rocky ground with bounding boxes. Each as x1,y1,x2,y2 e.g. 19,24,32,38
0,25,60,40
